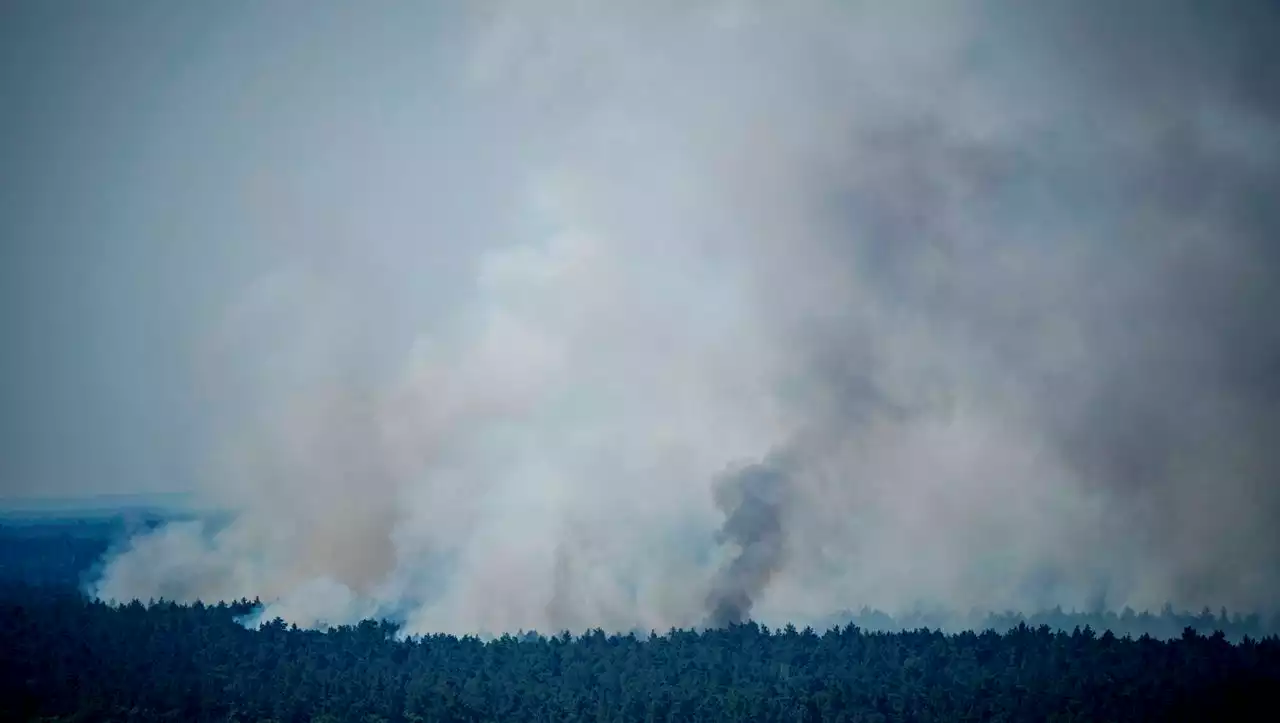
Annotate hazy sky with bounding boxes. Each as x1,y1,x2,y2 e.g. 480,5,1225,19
3,1,1279,633
2,2,478,500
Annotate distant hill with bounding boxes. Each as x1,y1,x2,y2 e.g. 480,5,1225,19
0,492,198,521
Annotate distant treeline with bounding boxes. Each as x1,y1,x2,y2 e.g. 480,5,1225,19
2,586,1277,723
818,605,1280,644
0,513,202,588
3,518,1278,643
0,520,122,588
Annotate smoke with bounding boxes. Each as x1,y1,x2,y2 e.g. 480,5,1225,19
705,454,793,627
82,0,1280,633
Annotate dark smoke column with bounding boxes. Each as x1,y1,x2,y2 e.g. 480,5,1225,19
704,453,792,628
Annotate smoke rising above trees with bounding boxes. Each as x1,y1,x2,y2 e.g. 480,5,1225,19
705,455,792,628
8,0,1270,634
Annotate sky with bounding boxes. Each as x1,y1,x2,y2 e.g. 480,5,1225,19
2,0,1279,634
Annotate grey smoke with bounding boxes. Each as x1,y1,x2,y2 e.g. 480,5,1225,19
4,0,1278,634
705,454,792,627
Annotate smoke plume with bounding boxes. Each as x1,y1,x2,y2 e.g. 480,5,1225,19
58,0,1280,633
705,454,792,627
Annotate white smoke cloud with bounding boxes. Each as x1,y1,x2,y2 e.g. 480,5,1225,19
91,0,1280,632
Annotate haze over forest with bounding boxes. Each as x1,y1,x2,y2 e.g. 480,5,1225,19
2,0,1278,635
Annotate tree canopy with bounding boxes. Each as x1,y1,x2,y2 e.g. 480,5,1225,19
2,584,1277,723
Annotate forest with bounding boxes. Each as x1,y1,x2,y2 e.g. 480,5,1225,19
4,583,1280,722
2,517,1280,722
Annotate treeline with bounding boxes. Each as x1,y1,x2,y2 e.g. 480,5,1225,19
0,517,170,589
821,605,1280,643
0,521,117,588
2,586,1278,723
5,520,1278,642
